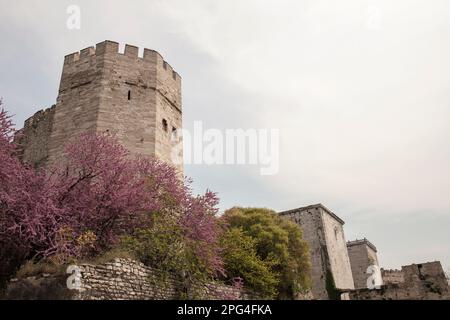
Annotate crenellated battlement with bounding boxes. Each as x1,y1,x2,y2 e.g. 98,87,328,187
381,268,403,275
23,105,56,129
347,238,377,252
17,105,57,168
63,41,181,81
382,269,402,273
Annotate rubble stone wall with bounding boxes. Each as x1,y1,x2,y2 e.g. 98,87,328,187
349,261,450,300
3,259,243,300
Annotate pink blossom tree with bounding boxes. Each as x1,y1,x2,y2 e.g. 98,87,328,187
46,133,177,257
0,104,59,285
51,133,223,275
180,189,224,275
1,103,223,285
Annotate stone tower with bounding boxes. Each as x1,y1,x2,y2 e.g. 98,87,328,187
18,41,183,173
279,204,355,299
347,238,381,289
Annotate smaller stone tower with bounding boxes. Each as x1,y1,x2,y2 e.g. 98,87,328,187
279,204,355,299
347,238,381,289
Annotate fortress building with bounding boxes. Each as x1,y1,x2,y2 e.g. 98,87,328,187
18,41,183,173
349,261,450,300
279,204,355,299
347,238,381,289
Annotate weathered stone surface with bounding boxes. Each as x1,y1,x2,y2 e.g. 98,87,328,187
16,106,56,168
279,204,355,300
3,259,245,301
348,261,450,300
381,268,404,284
2,274,74,300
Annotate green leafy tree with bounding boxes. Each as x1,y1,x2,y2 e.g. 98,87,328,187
222,207,311,299
121,214,188,275
220,228,278,298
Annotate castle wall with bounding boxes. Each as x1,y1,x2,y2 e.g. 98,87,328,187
153,50,182,168
155,93,183,168
3,259,244,300
94,42,158,162
74,259,241,300
381,269,404,284
281,206,328,299
322,210,355,292
279,204,355,299
349,261,450,300
97,42,182,173
402,262,450,297
48,46,103,165
18,106,56,167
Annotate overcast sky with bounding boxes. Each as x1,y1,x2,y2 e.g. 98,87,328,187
1,0,449,271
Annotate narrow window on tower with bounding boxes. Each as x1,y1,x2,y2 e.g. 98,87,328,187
128,90,131,101
162,119,168,132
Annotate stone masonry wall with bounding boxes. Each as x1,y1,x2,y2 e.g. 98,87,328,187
279,204,355,299
73,259,177,300
349,261,450,300
73,259,242,300
280,206,328,299
321,208,354,293
4,259,243,300
17,106,56,167
381,269,404,285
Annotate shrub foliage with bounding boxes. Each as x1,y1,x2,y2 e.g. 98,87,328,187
221,207,311,299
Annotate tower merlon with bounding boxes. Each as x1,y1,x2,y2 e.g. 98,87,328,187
278,203,355,298
95,40,119,55
124,44,139,57
64,52,80,64
62,41,181,82
80,46,95,58
143,48,181,82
